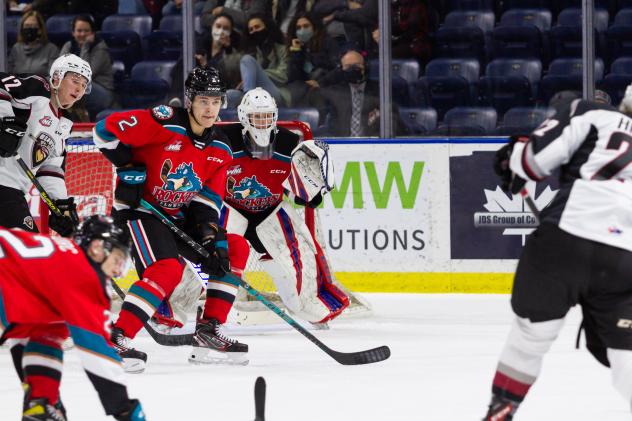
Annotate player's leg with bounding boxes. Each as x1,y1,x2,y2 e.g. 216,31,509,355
111,214,185,372
189,233,250,365
484,224,587,420
0,185,38,231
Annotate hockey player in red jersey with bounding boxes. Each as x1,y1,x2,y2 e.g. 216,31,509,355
93,66,250,371
483,88,632,420
0,215,145,421
220,88,349,324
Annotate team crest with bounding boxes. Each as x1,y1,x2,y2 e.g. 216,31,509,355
39,116,52,127
32,132,55,166
23,216,34,230
152,105,174,120
152,159,202,209
164,140,182,152
227,175,280,211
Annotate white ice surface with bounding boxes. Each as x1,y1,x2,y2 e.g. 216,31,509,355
0,294,629,420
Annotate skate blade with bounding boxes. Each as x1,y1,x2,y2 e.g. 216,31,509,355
188,348,249,366
122,358,146,374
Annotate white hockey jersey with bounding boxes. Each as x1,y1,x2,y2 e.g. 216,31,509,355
0,73,71,200
511,99,632,252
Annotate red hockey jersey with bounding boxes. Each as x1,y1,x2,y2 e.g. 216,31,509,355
94,106,232,218
219,123,299,215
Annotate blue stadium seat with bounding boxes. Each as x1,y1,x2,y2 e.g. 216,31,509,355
159,15,183,32
490,9,552,60
46,14,77,33
398,107,438,135
6,15,20,48
599,57,632,104
118,0,146,14
499,0,551,14
219,108,238,121
435,106,498,136
495,106,554,135
277,108,320,132
540,58,605,103
368,59,420,82
144,31,182,60
102,14,153,39
479,59,542,114
408,80,430,107
435,11,494,62
421,58,480,118
130,60,177,84
99,31,143,71
95,109,127,121
606,9,632,60
549,8,608,58
119,61,176,108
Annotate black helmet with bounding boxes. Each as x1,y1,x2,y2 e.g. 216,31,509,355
184,66,226,104
74,215,130,257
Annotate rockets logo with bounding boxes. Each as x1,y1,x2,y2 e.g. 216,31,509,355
31,132,55,166
152,105,174,120
152,159,202,209
227,175,280,211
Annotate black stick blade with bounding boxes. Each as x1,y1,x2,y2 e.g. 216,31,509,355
333,345,391,365
254,376,266,421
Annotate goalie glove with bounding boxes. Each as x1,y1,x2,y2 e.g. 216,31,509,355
199,223,230,278
0,116,26,158
49,198,79,237
283,139,335,203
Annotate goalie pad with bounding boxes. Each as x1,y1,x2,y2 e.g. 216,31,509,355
255,201,348,323
283,140,335,203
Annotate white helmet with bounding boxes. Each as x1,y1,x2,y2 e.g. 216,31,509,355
238,87,278,148
620,84,632,115
49,53,92,94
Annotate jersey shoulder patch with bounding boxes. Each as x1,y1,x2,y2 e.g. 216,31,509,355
152,104,174,120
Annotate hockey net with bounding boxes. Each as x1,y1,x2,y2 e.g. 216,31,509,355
39,121,371,324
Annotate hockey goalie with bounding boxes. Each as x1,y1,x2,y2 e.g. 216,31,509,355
220,87,349,324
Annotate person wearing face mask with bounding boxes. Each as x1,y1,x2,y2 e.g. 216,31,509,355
229,13,291,106
320,48,403,136
200,0,272,34
60,15,115,119
8,11,60,76
286,12,340,108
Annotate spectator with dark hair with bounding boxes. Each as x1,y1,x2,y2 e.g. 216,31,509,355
286,12,339,106
321,48,403,136
227,13,290,106
196,13,243,90
273,0,315,35
200,0,272,34
8,11,59,76
60,14,114,118
314,0,378,51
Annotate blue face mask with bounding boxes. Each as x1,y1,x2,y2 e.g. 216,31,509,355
296,28,314,44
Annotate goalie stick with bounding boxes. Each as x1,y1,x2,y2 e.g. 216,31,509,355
139,198,391,365
254,377,266,421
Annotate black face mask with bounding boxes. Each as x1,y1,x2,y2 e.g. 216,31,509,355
21,27,39,43
250,29,269,46
343,66,365,84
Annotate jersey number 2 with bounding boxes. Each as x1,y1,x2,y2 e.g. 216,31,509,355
593,132,632,180
0,231,54,259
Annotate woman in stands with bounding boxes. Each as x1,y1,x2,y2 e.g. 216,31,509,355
8,11,59,76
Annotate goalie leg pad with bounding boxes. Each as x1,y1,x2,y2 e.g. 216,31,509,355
255,202,340,323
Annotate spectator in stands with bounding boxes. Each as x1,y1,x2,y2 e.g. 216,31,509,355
200,0,272,34
21,0,67,19
313,0,378,51
8,11,59,76
60,14,114,118
227,13,290,106
273,0,315,35
321,48,403,136
196,13,243,90
286,12,339,107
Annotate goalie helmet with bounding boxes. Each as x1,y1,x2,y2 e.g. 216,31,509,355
74,215,130,257
184,65,226,107
49,53,92,94
238,87,278,152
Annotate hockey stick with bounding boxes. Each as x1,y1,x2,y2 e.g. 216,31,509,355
519,188,540,221
140,198,391,365
14,153,63,216
110,279,194,346
254,376,266,421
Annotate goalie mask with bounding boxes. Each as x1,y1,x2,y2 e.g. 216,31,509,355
238,87,278,159
49,53,92,94
184,65,226,109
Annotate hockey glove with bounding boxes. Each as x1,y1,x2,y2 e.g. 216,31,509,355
0,116,26,158
199,223,231,278
493,135,528,193
114,399,146,421
115,166,146,208
49,198,79,237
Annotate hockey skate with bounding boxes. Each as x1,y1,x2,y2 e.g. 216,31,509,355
483,396,515,421
111,327,147,374
188,318,249,366
22,398,66,421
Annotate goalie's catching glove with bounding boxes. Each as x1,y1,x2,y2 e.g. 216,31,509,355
0,116,26,158
115,166,146,208
200,223,230,278
49,198,79,237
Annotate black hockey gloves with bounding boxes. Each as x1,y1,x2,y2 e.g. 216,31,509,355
200,223,231,278
0,116,26,158
114,399,146,421
115,166,146,208
493,135,528,194
49,198,79,237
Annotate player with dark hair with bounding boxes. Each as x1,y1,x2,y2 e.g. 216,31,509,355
0,215,145,421
94,66,251,371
